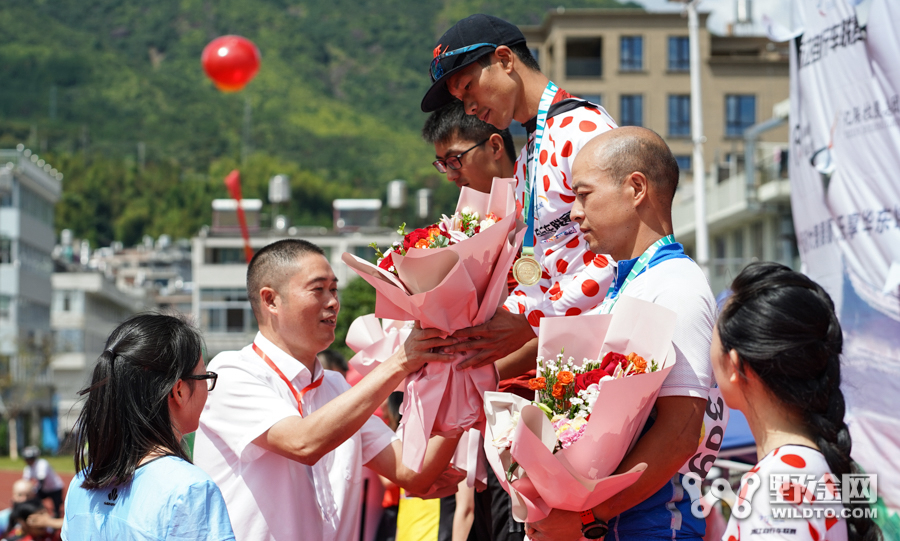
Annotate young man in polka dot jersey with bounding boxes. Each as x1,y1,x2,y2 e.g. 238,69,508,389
422,14,618,380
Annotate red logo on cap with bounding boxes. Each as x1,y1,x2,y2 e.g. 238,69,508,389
433,44,448,58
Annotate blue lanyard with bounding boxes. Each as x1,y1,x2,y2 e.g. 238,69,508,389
598,235,676,314
523,81,559,252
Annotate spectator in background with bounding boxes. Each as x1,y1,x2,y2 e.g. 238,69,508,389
21,448,63,519
0,480,37,535
1,499,59,541
317,349,349,379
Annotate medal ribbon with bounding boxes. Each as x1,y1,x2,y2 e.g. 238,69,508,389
523,81,560,254
598,235,677,314
252,342,324,417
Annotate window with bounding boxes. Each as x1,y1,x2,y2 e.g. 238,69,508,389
580,94,602,107
668,95,691,137
0,236,11,264
199,288,255,334
18,241,52,275
0,295,10,321
726,95,756,137
619,95,643,127
675,155,692,173
508,122,528,138
620,36,643,71
209,247,245,264
669,37,690,71
566,37,602,78
19,185,53,226
54,329,84,353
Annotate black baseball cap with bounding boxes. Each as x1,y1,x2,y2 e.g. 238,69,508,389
421,14,527,113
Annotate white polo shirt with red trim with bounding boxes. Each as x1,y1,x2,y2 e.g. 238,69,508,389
193,332,397,541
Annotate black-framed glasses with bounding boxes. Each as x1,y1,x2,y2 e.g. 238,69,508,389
184,371,218,391
430,42,497,81
433,138,490,173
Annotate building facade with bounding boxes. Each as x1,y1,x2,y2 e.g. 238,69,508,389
0,146,63,453
521,9,795,294
51,272,144,439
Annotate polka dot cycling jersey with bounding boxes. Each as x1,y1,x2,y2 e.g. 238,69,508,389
504,90,619,331
723,445,848,541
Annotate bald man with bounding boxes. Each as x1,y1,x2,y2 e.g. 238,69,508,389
526,127,717,541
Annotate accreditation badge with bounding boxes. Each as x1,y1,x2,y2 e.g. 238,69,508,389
512,254,542,286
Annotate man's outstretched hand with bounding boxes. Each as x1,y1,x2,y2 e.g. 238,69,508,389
445,309,536,370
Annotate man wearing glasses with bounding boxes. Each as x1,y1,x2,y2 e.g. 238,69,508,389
423,101,527,541
194,239,464,541
423,100,517,194
421,14,618,401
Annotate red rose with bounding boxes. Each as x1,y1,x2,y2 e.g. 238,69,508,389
601,351,628,371
378,252,394,271
573,368,607,392
403,227,432,250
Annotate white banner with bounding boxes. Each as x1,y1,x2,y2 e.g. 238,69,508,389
789,0,900,511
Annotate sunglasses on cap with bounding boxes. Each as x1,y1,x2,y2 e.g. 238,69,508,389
430,42,498,82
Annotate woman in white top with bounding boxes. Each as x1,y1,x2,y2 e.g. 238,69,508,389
711,262,880,541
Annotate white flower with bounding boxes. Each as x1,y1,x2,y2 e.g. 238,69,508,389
461,206,474,216
569,397,584,406
492,411,520,449
479,217,496,230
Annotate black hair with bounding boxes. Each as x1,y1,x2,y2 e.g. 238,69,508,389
422,100,517,165
73,313,204,489
11,498,45,524
317,349,348,373
247,239,325,317
599,127,680,204
717,262,880,541
476,42,541,72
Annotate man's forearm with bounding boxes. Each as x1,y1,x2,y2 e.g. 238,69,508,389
258,357,409,464
370,434,462,495
496,338,538,380
592,396,705,520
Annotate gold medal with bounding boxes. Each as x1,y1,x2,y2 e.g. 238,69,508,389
512,255,542,286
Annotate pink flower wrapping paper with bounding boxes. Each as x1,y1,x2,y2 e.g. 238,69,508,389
483,295,678,522
342,177,525,472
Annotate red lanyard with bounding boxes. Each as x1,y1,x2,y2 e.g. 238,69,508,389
252,342,324,417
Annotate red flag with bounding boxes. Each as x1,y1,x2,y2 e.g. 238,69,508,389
224,170,254,263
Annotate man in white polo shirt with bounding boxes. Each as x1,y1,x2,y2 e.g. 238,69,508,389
193,239,462,541
525,127,717,541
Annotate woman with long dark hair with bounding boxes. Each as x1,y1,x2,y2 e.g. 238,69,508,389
62,314,235,540
713,262,880,541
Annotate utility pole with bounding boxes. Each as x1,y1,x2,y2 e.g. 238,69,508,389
687,0,709,278
241,97,252,165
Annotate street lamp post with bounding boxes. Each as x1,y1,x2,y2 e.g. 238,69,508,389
671,0,710,278
687,0,709,278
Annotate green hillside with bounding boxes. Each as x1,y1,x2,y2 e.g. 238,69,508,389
0,0,632,246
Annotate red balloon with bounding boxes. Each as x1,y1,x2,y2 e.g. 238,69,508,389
201,35,261,92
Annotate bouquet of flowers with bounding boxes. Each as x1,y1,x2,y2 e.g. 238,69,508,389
483,295,679,522
505,349,661,456
374,209,503,275
343,178,524,472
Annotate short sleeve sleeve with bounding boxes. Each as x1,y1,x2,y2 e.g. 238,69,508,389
200,354,300,462
168,481,236,541
629,261,716,399
358,415,399,465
